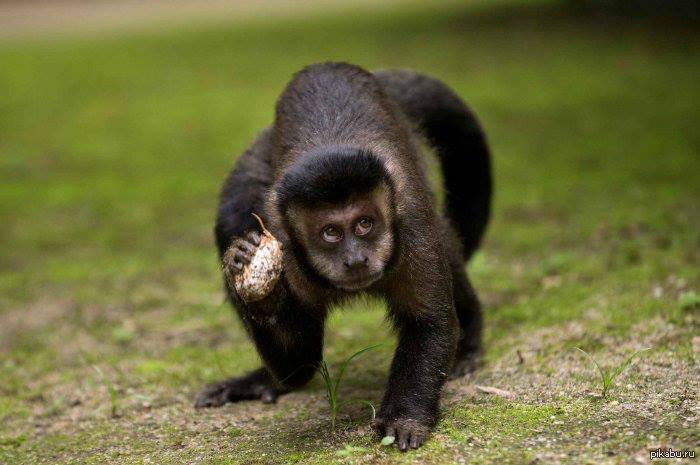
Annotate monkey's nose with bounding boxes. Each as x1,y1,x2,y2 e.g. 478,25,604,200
343,256,368,270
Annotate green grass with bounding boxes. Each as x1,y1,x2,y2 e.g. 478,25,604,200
316,344,380,430
92,364,121,418
573,347,651,397
1,0,699,463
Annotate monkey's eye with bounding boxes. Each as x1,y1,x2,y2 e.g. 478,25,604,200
355,217,373,236
321,225,343,243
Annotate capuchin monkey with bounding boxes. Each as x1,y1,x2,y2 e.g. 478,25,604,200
196,62,492,451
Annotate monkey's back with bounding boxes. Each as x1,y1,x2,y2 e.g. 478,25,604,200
271,64,416,170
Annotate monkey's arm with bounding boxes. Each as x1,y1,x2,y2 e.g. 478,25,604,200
215,128,275,258
202,131,327,407
244,285,326,386
195,281,326,408
376,247,458,450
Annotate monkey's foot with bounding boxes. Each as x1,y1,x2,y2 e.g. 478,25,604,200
450,350,481,379
371,417,431,451
449,343,483,379
194,368,284,408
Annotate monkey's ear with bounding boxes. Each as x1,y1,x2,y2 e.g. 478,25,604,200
281,203,308,241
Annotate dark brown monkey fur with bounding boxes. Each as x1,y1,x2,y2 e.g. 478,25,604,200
196,62,492,451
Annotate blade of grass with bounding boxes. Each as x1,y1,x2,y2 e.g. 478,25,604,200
611,348,651,380
333,343,383,402
574,347,606,386
92,365,119,418
317,361,338,429
319,344,382,430
574,346,652,397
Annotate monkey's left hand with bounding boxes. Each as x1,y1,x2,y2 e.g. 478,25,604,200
371,417,431,451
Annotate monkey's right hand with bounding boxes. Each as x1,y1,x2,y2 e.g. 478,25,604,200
223,230,262,275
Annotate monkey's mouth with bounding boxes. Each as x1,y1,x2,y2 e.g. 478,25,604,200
335,272,382,290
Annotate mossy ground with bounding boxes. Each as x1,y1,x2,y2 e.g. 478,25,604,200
0,1,698,463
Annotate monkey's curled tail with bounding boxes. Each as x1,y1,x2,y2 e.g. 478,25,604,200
375,70,492,261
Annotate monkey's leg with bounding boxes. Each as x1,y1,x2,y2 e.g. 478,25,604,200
450,264,483,378
374,291,458,451
195,288,326,408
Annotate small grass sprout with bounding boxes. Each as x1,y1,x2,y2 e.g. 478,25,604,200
574,347,651,398
318,344,382,429
92,365,120,418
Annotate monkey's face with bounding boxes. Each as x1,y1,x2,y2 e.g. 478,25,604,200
290,188,394,290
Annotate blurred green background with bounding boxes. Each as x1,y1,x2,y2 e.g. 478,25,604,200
0,1,698,464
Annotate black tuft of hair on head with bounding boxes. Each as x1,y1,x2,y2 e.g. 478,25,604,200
277,146,389,208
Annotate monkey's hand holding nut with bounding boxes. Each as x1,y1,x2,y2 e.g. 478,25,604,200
223,214,283,303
